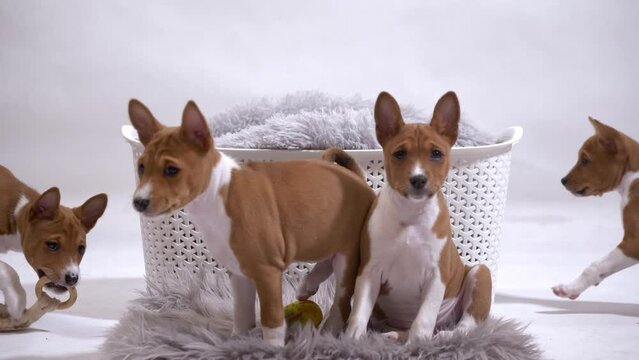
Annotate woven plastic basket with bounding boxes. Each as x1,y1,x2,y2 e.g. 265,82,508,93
122,125,522,285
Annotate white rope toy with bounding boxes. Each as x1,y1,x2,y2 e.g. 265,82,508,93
0,276,77,331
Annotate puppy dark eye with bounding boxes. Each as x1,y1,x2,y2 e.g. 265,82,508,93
164,165,180,177
46,241,59,252
580,158,590,166
393,149,406,160
430,149,443,161
138,163,145,176
78,244,86,255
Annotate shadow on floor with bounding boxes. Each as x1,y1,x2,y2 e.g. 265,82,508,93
495,293,639,317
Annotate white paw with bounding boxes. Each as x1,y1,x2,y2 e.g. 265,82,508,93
407,325,434,345
552,283,582,300
4,285,27,320
262,325,285,347
295,283,318,301
382,331,407,343
345,321,367,340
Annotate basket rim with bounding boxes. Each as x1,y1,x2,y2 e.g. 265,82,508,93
122,125,523,157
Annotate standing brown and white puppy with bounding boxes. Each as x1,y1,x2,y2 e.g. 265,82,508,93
0,165,107,320
553,118,639,299
343,91,492,343
128,100,375,346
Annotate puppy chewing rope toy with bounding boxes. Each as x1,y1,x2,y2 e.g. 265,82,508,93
0,276,77,331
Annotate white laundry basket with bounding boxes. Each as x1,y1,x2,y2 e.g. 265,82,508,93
122,125,522,285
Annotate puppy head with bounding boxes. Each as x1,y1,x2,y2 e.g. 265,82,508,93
129,99,219,216
20,188,107,291
375,91,460,200
561,117,627,197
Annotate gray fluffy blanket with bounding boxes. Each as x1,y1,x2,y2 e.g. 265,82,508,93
102,270,542,360
210,91,495,150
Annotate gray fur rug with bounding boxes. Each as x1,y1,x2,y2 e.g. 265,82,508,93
102,270,542,360
210,91,495,149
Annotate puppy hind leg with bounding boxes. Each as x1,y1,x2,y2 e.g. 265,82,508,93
322,253,356,335
457,264,492,332
296,258,333,301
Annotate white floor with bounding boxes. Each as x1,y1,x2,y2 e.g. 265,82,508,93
1,194,638,359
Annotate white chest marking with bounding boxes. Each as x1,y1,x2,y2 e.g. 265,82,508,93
367,187,446,327
0,195,29,254
617,171,639,211
184,153,241,274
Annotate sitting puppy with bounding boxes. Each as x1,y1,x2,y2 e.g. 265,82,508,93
342,91,492,343
553,117,638,299
0,165,107,319
128,100,375,346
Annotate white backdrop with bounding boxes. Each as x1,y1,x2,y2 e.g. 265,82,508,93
1,0,638,205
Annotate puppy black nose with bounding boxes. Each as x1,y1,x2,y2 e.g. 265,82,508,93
133,198,149,212
561,177,568,186
409,175,428,190
65,273,78,286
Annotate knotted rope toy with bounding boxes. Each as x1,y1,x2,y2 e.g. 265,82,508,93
0,276,77,331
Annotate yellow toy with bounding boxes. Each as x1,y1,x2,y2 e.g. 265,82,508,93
0,276,77,331
284,300,323,328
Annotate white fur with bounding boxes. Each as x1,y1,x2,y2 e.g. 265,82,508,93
0,233,21,254
64,262,80,283
262,324,286,347
347,187,448,341
553,247,638,299
184,153,240,274
0,260,26,319
411,165,425,176
134,182,152,200
0,195,29,319
617,171,639,210
0,195,29,254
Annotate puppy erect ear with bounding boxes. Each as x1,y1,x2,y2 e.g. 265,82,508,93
589,116,619,154
181,100,213,151
374,91,405,146
129,99,163,146
30,187,60,220
73,194,108,232
430,91,460,146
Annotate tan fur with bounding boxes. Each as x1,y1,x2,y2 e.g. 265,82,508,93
224,160,372,327
322,147,366,179
0,165,107,286
129,100,376,335
563,118,639,260
620,180,639,259
367,91,492,329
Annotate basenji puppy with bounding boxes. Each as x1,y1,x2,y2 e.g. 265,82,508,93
128,99,375,346
553,117,639,299
341,91,492,343
0,165,107,320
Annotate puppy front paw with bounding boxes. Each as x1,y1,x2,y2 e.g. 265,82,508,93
407,325,434,345
345,321,367,340
552,283,581,300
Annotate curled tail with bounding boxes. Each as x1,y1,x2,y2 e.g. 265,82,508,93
322,147,365,180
